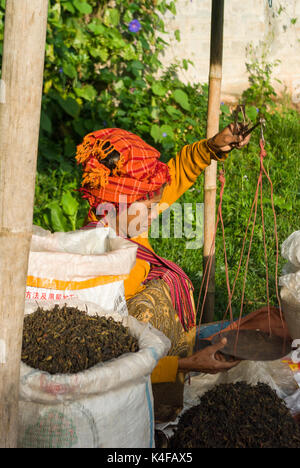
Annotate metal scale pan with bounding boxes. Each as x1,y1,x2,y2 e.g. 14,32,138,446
212,329,292,361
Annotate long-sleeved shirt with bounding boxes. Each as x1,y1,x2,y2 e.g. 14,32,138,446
124,139,228,383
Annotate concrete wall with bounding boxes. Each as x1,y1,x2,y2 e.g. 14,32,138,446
161,0,300,104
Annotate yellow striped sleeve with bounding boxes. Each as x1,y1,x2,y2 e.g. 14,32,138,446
151,356,179,384
160,139,228,209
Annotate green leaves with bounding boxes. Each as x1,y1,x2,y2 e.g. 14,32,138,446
87,21,106,36
174,29,180,42
57,96,80,117
73,0,93,15
47,193,79,232
150,124,161,142
161,124,174,138
25,0,211,234
61,1,76,14
103,8,120,27
74,85,97,101
150,124,174,143
129,60,144,75
41,189,81,232
20,0,299,324
62,63,77,79
151,83,167,96
172,89,190,111
168,1,177,15
272,195,292,211
166,105,182,120
40,111,52,134
220,103,230,115
47,202,69,232
120,44,137,61
246,105,259,122
62,191,79,215
62,192,79,229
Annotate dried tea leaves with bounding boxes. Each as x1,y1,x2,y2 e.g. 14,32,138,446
22,305,139,375
170,382,300,449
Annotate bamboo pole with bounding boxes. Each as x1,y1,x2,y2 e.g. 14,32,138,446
0,0,48,447
202,0,224,323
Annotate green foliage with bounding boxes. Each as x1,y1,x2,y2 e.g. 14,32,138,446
151,105,300,320
1,1,299,322
1,0,207,229
242,42,281,113
0,0,193,160
34,170,89,232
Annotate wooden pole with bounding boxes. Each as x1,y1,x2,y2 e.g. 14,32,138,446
0,0,48,447
202,0,224,323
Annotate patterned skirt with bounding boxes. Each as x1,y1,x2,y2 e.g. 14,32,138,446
127,278,196,357
127,278,196,422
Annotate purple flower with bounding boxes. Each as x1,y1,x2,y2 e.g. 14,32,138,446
256,108,259,113
128,19,141,33
59,67,63,74
221,101,224,105
129,88,135,94
162,132,167,138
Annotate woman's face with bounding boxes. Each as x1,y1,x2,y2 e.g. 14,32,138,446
116,187,164,238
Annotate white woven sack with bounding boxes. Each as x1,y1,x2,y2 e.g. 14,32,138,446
280,271,300,304
18,298,171,448
26,226,137,315
281,230,300,269
280,286,300,340
279,231,300,340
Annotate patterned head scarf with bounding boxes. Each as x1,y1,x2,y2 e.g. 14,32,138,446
76,128,171,213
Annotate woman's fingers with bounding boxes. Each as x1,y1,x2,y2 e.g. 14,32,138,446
209,337,228,353
178,335,241,374
209,123,251,153
209,337,241,370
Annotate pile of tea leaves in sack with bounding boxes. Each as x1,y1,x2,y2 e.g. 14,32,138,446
169,382,300,448
21,305,139,374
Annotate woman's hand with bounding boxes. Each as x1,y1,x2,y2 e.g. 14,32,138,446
178,338,241,374
208,123,251,153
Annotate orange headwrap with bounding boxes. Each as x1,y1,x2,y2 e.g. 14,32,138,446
76,128,171,212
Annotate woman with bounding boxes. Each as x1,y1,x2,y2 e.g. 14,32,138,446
76,124,251,420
